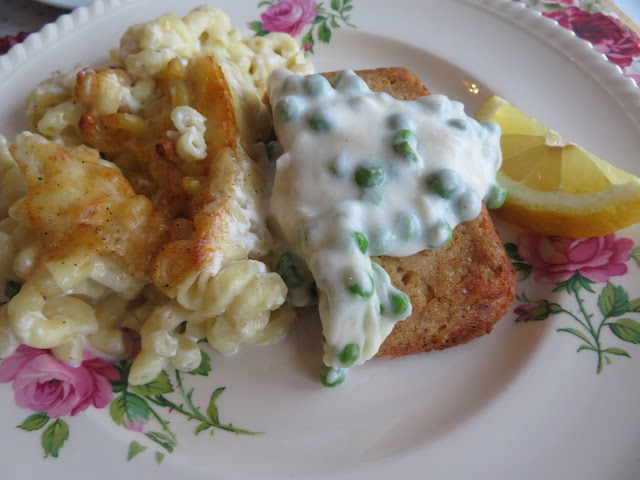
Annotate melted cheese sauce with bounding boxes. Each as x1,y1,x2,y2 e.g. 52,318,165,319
268,69,504,386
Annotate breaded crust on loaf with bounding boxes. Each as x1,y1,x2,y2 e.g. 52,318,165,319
322,67,517,357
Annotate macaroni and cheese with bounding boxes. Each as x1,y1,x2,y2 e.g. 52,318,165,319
0,5,311,384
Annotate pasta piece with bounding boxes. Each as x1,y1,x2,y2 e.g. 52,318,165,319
74,68,130,116
0,306,17,358
2,165,28,211
129,300,205,385
204,267,286,354
176,259,285,318
246,303,297,346
7,283,98,349
166,106,207,162
0,134,28,218
36,101,84,146
51,335,84,366
46,256,146,300
116,13,200,77
0,218,37,282
88,294,130,357
0,134,17,175
25,66,82,133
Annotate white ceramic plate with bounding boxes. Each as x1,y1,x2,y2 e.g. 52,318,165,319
33,0,92,9
1,1,640,479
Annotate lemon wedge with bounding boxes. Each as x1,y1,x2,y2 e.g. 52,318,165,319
476,95,640,238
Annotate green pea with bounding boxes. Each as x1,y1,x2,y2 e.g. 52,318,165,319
448,118,468,131
369,227,394,256
427,220,452,249
334,69,351,86
282,74,303,93
339,343,360,367
426,169,462,199
335,70,368,93
390,291,411,316
329,154,350,178
482,121,500,135
393,142,419,163
485,184,507,209
392,130,419,162
388,113,413,131
380,304,386,315
395,212,421,240
307,109,333,133
454,189,482,222
274,96,304,123
348,273,374,298
276,252,305,289
393,129,418,149
320,365,346,387
304,74,332,96
352,231,368,254
355,165,386,188
361,190,385,205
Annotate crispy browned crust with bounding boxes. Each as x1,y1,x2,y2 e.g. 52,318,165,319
323,68,517,357
321,68,429,100
374,205,517,356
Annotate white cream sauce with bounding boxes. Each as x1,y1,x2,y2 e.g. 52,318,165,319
267,69,504,386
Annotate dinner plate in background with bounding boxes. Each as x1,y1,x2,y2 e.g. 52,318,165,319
1,1,640,479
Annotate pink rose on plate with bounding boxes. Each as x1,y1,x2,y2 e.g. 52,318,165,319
261,0,317,37
539,0,576,6
517,232,634,284
0,346,119,418
545,7,640,68
0,31,29,56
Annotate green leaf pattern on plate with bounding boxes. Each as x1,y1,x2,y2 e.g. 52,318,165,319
4,346,257,461
252,0,356,55
508,231,640,374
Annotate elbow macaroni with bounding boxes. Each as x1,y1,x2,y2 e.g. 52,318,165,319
0,5,309,384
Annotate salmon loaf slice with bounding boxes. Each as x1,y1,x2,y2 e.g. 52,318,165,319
322,68,517,357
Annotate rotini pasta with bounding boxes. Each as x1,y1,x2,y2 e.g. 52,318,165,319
0,218,37,282
167,105,207,162
129,300,205,385
88,294,131,357
25,66,85,146
51,335,84,367
7,283,98,349
0,306,17,358
35,101,84,145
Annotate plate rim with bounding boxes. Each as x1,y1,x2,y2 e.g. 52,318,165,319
0,0,638,101
31,0,93,10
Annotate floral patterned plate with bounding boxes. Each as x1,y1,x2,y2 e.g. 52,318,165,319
1,1,640,479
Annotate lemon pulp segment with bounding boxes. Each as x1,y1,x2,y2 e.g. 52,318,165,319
476,95,640,238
